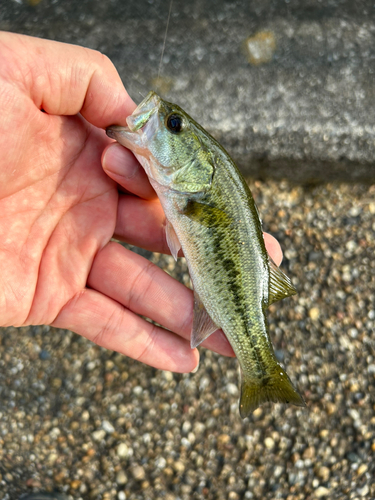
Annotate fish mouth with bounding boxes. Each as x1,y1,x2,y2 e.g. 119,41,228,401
106,91,160,152
126,91,160,131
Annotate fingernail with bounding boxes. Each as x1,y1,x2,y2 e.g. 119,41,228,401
191,358,200,374
103,143,139,179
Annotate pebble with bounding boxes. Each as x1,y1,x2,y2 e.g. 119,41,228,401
194,422,206,434
81,410,90,421
357,484,369,497
79,483,87,494
272,466,283,478
264,437,275,450
226,383,239,395
309,307,320,321
295,459,304,469
132,385,143,396
317,466,330,481
303,446,315,459
92,429,106,441
117,443,131,458
48,452,58,464
142,433,151,444
163,371,174,382
253,408,263,419
116,470,128,485
49,427,61,439
39,349,50,360
131,465,145,481
155,457,167,469
245,30,276,65
315,486,330,497
218,434,231,445
182,421,192,434
357,464,367,476
173,461,185,473
102,420,115,433
181,437,191,447
187,432,196,444
86,361,96,371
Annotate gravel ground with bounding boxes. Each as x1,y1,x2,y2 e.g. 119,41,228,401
0,180,374,500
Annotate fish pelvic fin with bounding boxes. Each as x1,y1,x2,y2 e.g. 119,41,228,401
165,219,181,261
239,365,305,418
191,290,219,348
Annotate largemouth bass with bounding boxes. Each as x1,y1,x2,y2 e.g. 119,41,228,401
106,91,305,417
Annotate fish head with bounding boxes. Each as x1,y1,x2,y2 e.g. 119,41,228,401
106,91,213,193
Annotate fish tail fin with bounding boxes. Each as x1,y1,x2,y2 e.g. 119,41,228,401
239,365,305,418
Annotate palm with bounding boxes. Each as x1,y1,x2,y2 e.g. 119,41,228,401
0,109,117,326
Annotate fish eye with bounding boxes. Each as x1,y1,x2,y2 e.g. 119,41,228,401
166,113,184,134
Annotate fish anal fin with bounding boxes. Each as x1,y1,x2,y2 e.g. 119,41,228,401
191,290,219,348
239,365,305,418
165,219,181,261
268,257,297,306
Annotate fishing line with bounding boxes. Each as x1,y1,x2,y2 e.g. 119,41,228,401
158,0,173,79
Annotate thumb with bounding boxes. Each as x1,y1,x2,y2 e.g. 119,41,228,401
102,142,157,200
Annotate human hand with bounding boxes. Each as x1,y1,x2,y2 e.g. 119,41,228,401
0,31,283,373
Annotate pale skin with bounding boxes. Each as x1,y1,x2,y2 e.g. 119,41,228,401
0,31,283,373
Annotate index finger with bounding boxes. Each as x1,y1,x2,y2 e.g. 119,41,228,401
0,31,134,127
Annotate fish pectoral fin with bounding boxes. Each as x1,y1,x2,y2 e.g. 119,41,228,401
182,199,233,228
165,219,181,261
268,257,297,306
171,150,214,193
239,366,305,418
191,290,219,348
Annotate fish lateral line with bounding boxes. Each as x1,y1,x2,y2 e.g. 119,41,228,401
180,198,234,228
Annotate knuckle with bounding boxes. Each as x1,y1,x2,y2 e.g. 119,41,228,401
135,322,158,363
127,260,159,311
91,308,122,348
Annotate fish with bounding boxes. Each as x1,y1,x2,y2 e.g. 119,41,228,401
106,91,305,417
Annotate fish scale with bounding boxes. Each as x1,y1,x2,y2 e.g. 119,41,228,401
107,91,305,417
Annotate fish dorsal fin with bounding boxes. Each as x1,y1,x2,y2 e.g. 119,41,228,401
165,219,181,261
191,290,219,348
268,257,297,306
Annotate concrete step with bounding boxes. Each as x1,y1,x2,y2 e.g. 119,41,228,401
2,0,375,182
